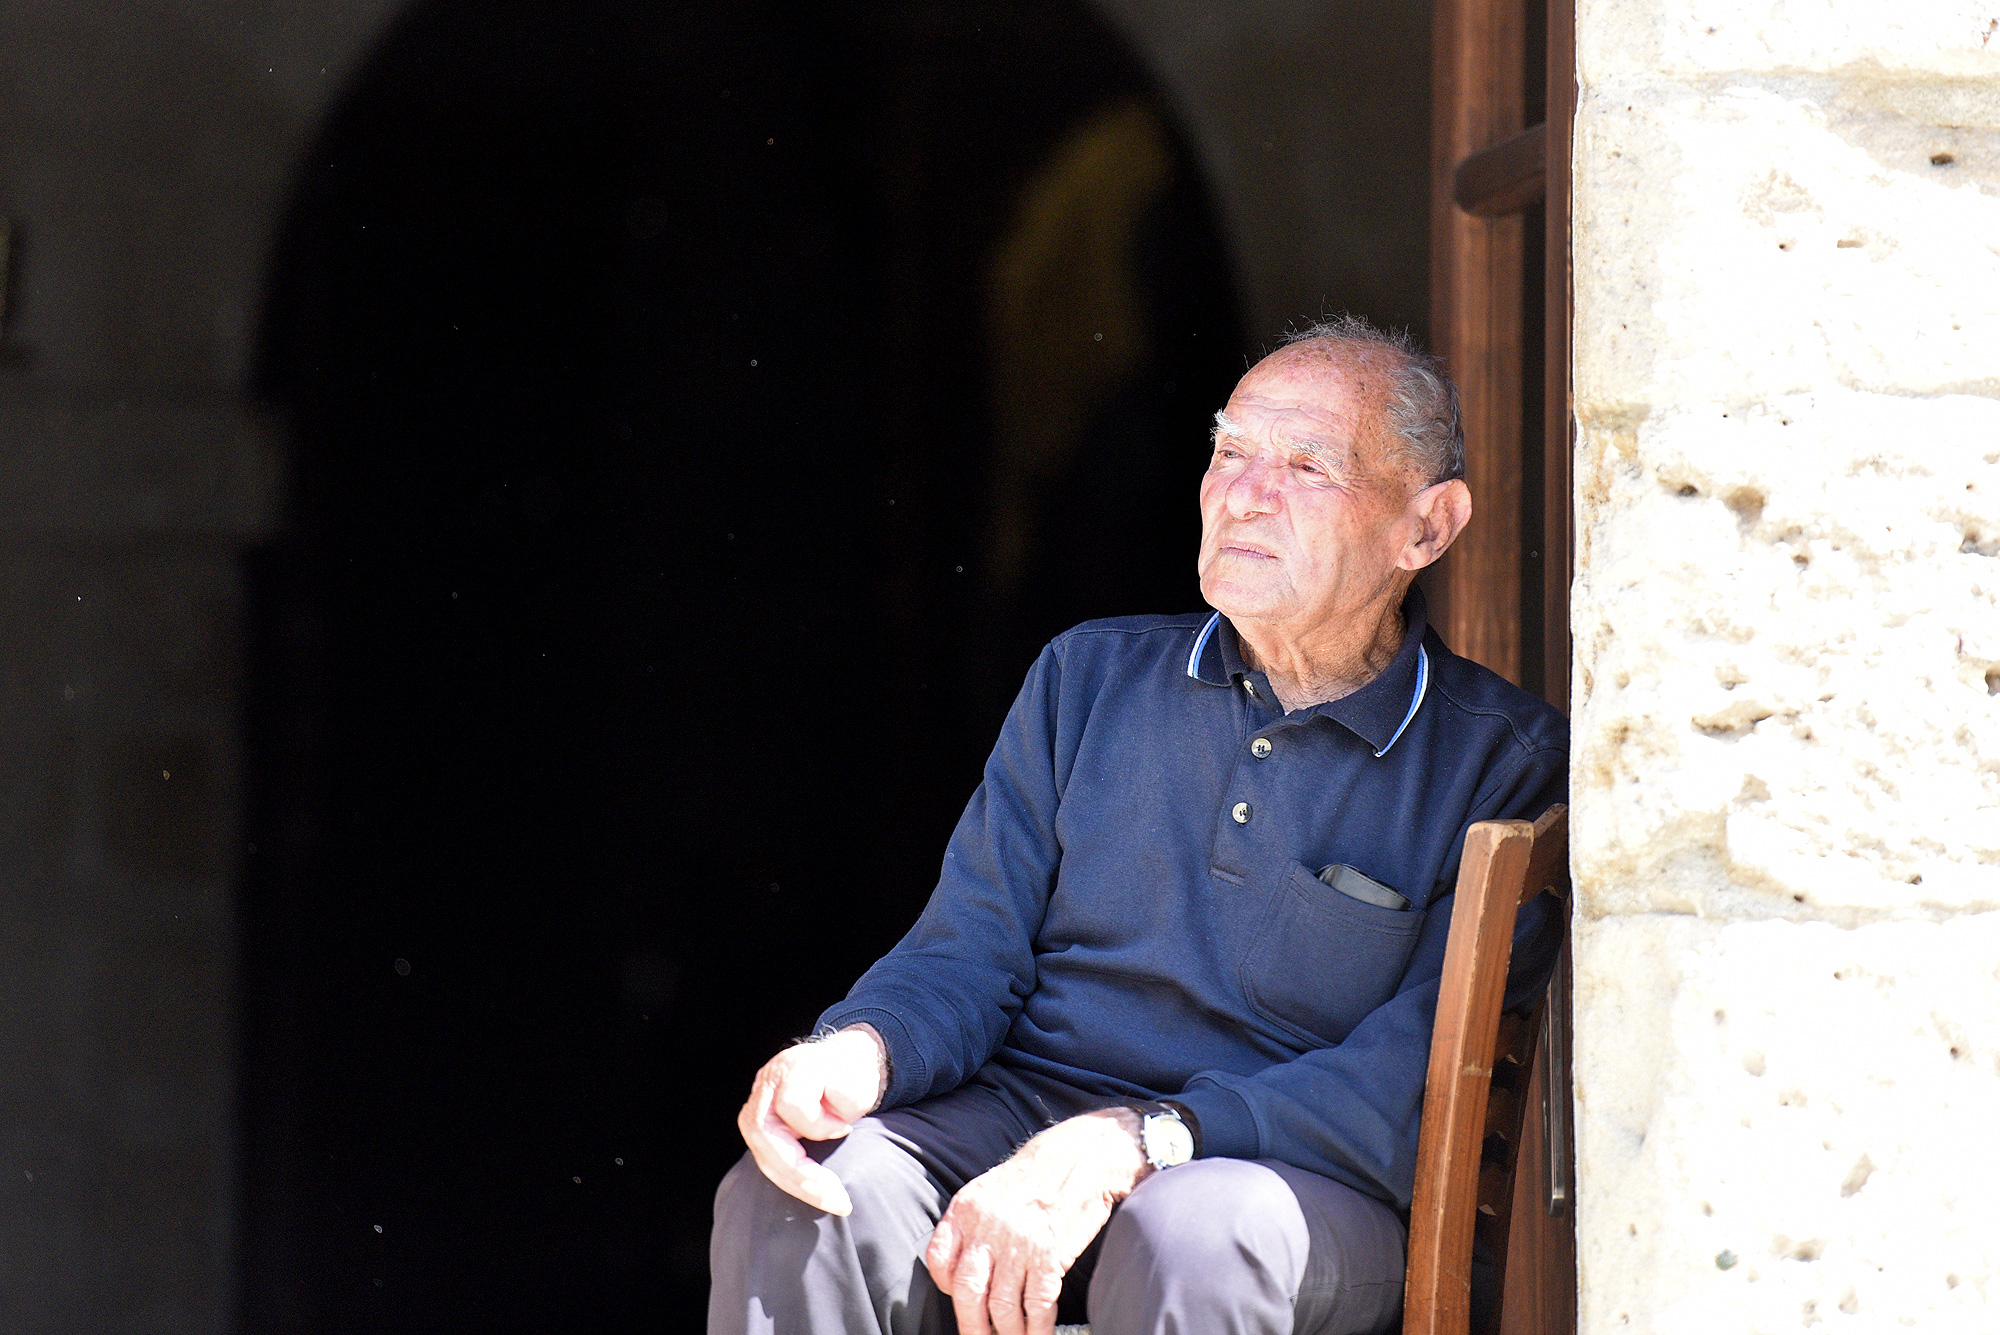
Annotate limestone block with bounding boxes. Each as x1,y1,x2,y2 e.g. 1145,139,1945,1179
1572,388,2000,915
1577,0,2000,81
1571,6,2000,1335
1574,83,2000,411
1570,52,2000,917
1575,913,2000,1334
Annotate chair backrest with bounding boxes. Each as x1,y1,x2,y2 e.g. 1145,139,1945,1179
1402,805,1570,1335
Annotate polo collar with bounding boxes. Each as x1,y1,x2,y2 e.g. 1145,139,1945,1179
1185,585,1434,759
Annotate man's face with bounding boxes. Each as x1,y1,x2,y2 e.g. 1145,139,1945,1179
1196,354,1426,632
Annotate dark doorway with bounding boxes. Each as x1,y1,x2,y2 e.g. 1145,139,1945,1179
241,1,1245,1329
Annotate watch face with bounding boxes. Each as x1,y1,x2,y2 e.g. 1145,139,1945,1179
1144,1113,1194,1168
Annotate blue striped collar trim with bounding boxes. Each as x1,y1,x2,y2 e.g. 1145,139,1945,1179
1186,595,1433,756
1373,645,1430,759
1186,611,1223,681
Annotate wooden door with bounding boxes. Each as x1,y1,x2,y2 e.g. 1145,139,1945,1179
1428,0,1577,1328
1430,0,1573,710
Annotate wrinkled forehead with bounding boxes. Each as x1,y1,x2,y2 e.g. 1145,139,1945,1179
1211,400,1351,455
1216,358,1382,454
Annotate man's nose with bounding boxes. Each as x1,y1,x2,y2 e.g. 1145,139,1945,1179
1225,457,1284,517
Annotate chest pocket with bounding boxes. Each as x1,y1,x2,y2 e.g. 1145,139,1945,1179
1238,859,1425,1046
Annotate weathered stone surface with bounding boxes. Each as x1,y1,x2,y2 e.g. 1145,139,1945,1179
1574,85,2000,409
1578,0,2000,80
1573,386,2000,916
1572,27,2000,916
1575,914,2000,1334
1572,0,2000,1328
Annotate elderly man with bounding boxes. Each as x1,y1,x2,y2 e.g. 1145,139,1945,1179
709,316,1566,1335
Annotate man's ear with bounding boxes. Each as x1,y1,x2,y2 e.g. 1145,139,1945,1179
1397,478,1472,571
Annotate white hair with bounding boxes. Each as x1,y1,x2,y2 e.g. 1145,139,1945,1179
1276,314,1465,486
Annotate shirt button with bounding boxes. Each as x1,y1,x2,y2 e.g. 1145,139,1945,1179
1241,680,1257,698
1250,737,1272,759
1232,801,1252,824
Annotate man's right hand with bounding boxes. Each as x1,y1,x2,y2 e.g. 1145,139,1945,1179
736,1024,888,1216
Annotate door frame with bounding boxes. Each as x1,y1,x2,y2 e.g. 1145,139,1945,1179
1428,0,1577,1327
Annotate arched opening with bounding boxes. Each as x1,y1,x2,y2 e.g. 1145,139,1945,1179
241,0,1245,1326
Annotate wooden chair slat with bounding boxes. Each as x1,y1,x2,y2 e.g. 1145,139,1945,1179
1403,805,1568,1335
1477,1160,1515,1218
1483,1082,1517,1139
1496,1012,1538,1070
1519,806,1571,907
1494,1013,1529,1067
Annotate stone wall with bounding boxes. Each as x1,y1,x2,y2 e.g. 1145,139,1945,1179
0,3,399,1329
1569,3,2000,1330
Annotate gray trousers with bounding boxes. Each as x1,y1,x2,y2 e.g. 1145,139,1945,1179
708,1066,1406,1335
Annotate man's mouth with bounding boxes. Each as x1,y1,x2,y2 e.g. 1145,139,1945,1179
1219,541,1278,560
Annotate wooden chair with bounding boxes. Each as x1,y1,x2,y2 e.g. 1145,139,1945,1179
1055,805,1570,1335
1403,804,1570,1335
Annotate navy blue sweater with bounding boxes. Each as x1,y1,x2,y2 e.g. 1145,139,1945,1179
820,589,1567,1208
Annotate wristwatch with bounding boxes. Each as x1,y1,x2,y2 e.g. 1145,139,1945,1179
1137,1105,1195,1171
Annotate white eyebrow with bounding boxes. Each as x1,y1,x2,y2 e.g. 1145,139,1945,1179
1292,436,1346,469
1212,410,1351,475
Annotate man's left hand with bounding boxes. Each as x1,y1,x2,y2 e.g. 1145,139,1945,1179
923,1107,1151,1335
